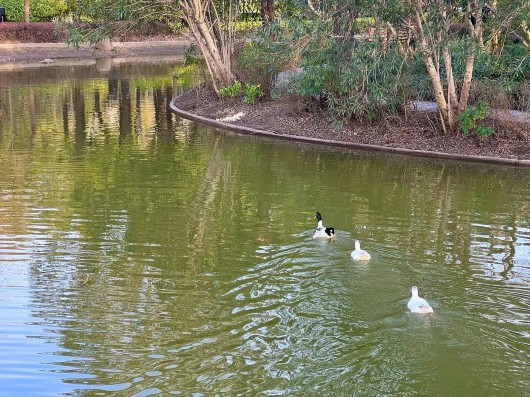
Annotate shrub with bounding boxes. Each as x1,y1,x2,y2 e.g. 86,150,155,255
2,0,67,22
457,102,493,137
297,38,409,121
219,81,243,98
243,84,264,104
235,23,293,97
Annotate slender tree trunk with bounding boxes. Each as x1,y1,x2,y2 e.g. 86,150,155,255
520,21,530,48
443,48,458,112
24,0,30,23
458,54,475,114
458,2,481,114
180,0,236,95
413,6,454,132
425,55,453,132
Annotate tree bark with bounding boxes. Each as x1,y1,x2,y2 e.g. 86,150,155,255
25,0,30,23
412,6,453,131
458,54,475,114
180,0,236,95
443,48,458,112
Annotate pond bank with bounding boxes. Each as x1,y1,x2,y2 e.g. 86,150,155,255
0,37,191,66
171,89,530,166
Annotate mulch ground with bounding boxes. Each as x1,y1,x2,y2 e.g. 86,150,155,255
175,88,530,160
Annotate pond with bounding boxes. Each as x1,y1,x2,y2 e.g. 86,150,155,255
0,60,529,396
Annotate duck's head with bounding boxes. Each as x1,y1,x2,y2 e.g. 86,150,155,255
411,286,419,297
355,240,361,250
315,212,322,221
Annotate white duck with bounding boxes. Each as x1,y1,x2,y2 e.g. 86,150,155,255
407,286,434,314
313,212,335,238
350,240,371,261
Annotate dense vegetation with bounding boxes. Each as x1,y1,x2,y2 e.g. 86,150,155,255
2,0,529,135
1,0,67,22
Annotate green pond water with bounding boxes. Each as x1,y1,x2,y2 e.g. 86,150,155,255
0,60,529,396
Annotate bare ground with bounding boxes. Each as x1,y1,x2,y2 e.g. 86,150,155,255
175,88,530,161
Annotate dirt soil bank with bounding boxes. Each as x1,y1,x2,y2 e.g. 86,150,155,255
174,88,530,163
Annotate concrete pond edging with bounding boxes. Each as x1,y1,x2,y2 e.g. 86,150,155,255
170,98,530,167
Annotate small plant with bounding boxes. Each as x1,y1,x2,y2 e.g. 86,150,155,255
219,81,243,98
457,102,493,136
476,126,494,137
243,83,264,104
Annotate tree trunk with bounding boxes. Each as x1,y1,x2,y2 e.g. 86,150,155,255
443,48,458,112
425,55,453,132
458,54,475,114
412,6,454,132
24,0,30,23
180,0,236,95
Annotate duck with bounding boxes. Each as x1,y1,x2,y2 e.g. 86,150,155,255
313,212,335,238
407,286,434,314
351,240,371,261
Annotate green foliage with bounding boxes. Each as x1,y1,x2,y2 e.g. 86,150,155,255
356,17,375,34
235,24,292,96
218,81,264,105
493,43,530,82
476,126,494,137
219,81,243,98
65,25,109,47
243,84,265,104
297,36,408,121
457,102,493,136
2,0,67,22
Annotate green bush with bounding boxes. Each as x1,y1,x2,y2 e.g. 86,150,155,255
297,38,408,121
235,25,291,97
2,0,67,22
219,81,243,98
457,102,493,137
244,84,265,104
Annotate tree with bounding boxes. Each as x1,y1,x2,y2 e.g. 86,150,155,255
406,0,484,132
406,0,530,132
179,0,236,93
25,0,30,23
67,0,253,95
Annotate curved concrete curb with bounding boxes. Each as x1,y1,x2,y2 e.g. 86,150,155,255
170,99,530,167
